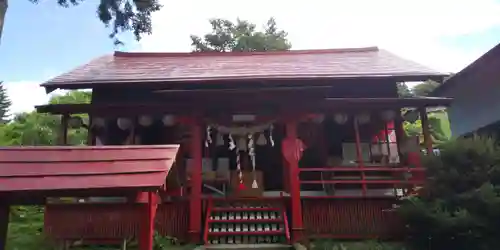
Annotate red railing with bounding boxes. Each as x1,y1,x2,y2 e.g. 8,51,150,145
44,201,189,243
298,165,424,198
302,199,403,239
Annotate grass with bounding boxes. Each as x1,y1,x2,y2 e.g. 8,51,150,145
310,240,408,250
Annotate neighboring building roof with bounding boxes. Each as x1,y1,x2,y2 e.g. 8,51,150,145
433,43,500,96
41,47,447,91
0,145,178,204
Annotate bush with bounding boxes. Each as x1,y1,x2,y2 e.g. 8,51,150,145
398,136,500,250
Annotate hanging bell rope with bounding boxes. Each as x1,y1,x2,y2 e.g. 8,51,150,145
269,124,275,146
228,134,236,150
248,133,258,189
205,125,212,147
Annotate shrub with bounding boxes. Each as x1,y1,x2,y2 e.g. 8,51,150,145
398,136,500,250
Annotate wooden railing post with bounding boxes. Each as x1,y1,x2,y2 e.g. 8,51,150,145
419,108,433,155
59,114,69,145
189,122,202,243
138,192,157,250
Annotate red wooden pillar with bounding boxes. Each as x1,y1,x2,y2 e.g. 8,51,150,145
189,122,202,243
353,117,367,195
419,108,433,155
0,206,9,250
282,121,304,242
138,192,157,250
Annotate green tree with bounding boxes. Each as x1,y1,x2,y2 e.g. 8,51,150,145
0,0,162,45
190,17,291,52
412,80,441,96
398,136,500,250
397,82,413,97
0,90,91,146
0,81,11,123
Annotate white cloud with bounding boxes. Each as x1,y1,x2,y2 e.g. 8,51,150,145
140,0,500,73
3,81,66,116
3,81,48,115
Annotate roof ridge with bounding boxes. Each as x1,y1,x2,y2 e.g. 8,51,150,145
114,47,379,58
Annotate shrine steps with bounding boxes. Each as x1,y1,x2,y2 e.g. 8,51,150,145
204,199,290,246
197,243,293,249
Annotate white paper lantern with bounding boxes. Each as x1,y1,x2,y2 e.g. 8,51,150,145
162,115,175,126
92,117,105,128
138,115,153,127
333,113,348,124
356,113,371,124
117,117,132,130
312,114,325,124
381,110,396,121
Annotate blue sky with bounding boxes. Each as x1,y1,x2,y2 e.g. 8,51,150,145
1,0,500,114
0,0,136,83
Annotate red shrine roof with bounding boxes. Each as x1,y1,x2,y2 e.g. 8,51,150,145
42,47,446,90
0,145,178,204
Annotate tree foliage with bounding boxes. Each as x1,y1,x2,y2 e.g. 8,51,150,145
190,17,291,52
0,81,11,123
0,0,162,45
398,136,500,250
0,90,91,146
397,82,413,97
412,80,441,97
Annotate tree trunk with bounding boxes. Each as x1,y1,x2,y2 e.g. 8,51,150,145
0,0,7,45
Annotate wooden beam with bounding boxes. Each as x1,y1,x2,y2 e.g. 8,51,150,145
35,97,452,116
420,108,434,155
154,85,332,94
0,206,9,250
189,122,202,243
59,114,69,145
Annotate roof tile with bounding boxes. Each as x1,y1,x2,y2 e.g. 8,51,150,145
43,47,445,87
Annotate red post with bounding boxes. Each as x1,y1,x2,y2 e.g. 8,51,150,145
138,192,157,250
189,122,202,243
419,108,433,155
283,121,304,242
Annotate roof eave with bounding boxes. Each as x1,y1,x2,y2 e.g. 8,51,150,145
41,73,448,92
432,43,500,97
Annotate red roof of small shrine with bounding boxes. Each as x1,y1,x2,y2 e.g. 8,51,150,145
42,47,446,89
0,145,178,204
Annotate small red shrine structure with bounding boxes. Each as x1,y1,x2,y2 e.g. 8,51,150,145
6,47,451,248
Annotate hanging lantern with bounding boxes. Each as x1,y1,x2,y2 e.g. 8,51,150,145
92,117,105,128
334,113,348,124
117,117,132,130
162,115,175,126
381,110,396,121
138,115,153,127
355,113,371,124
312,114,325,124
